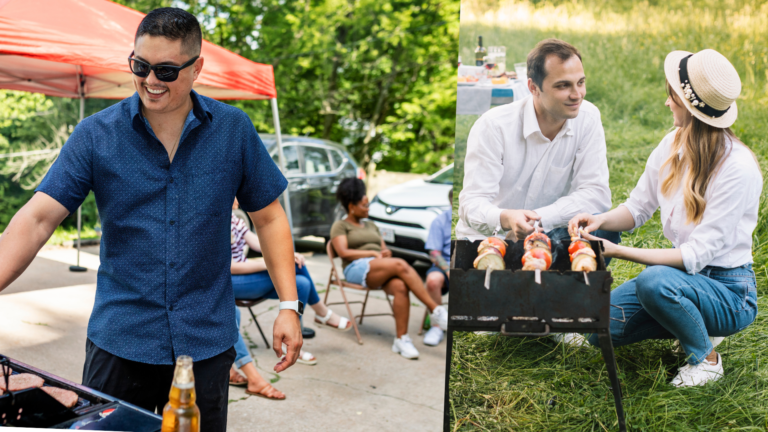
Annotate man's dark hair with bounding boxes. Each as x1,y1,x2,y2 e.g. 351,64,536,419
135,8,202,57
527,38,582,90
336,178,367,213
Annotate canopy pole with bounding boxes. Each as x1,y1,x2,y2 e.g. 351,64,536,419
270,98,294,236
70,69,87,272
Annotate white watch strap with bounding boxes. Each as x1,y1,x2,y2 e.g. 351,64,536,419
279,300,299,312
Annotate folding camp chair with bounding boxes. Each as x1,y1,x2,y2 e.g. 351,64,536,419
235,298,271,349
325,242,394,344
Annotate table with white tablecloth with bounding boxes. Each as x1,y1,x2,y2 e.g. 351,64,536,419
456,79,531,115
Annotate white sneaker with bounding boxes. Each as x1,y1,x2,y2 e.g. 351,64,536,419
431,305,448,331
550,333,589,347
423,326,445,346
392,334,419,359
671,353,723,387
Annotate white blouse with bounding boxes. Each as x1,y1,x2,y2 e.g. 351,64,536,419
621,129,763,274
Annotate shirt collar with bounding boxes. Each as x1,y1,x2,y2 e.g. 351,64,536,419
522,96,575,139
129,89,213,125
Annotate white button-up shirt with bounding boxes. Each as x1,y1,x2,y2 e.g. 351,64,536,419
621,130,763,274
457,96,611,238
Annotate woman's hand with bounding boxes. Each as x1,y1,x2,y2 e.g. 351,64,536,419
370,251,383,259
568,213,605,238
580,230,619,258
380,249,393,258
294,253,306,268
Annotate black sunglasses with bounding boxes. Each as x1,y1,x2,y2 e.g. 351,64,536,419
128,51,199,82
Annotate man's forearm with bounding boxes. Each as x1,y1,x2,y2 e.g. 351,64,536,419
0,206,59,292
249,201,298,302
429,250,449,272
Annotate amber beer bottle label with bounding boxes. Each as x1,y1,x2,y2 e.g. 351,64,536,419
161,355,201,432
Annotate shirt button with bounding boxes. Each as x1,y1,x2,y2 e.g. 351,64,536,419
169,178,174,183
170,220,175,225
169,305,174,311
170,263,175,268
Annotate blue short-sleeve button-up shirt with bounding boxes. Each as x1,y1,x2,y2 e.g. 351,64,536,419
36,90,287,365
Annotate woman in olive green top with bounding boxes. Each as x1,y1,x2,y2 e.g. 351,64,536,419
330,178,448,359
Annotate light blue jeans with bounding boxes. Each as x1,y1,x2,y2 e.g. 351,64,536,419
588,264,758,365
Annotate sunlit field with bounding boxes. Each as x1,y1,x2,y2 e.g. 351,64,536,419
450,1,768,430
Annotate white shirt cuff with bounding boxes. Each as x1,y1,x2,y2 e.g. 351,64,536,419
679,243,699,275
533,204,559,232
486,207,503,234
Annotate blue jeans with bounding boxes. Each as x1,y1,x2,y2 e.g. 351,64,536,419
232,264,321,368
546,227,622,266
587,264,758,365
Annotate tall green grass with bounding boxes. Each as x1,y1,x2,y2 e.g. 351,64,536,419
451,1,768,430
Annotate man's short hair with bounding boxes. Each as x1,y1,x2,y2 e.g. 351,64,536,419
527,39,582,90
136,8,202,57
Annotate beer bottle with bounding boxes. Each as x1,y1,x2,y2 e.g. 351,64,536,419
161,355,200,432
474,36,486,66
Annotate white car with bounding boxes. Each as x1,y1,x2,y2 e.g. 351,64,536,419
368,164,453,262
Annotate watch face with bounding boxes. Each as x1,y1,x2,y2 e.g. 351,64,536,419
298,301,305,315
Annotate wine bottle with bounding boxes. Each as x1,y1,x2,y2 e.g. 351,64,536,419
474,36,486,66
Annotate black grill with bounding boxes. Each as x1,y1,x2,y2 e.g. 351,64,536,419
446,239,627,432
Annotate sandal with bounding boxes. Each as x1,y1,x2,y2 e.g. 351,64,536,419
245,382,286,400
314,310,352,332
282,350,318,366
228,370,247,387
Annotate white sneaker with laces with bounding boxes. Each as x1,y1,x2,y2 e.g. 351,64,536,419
431,305,448,331
423,326,445,346
392,334,419,359
671,352,723,387
550,333,589,347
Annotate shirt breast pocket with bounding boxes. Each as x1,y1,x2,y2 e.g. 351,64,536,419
189,169,235,216
540,163,572,205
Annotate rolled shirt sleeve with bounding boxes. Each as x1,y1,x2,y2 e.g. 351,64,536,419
533,117,611,230
458,116,506,235
619,142,664,229
235,112,288,213
36,121,94,214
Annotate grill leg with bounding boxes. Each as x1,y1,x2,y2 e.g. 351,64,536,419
248,307,270,350
444,328,453,431
598,331,626,432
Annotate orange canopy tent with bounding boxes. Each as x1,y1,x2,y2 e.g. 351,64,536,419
0,0,294,264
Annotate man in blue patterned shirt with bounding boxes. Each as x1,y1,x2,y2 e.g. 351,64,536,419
0,8,301,431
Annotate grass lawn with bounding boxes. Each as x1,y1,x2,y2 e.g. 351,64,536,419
450,1,768,430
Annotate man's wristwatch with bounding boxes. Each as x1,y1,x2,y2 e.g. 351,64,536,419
279,300,304,316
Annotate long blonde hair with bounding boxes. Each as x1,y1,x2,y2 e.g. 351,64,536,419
661,80,736,225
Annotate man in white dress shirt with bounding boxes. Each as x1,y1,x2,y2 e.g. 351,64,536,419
457,38,620,254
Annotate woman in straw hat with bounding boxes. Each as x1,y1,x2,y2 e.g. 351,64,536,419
568,49,762,387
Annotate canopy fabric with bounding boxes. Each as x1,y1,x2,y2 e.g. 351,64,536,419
0,0,276,99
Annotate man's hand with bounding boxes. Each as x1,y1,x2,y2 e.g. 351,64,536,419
272,309,302,373
500,209,540,242
380,249,393,258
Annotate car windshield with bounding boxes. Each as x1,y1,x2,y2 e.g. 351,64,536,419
427,166,453,185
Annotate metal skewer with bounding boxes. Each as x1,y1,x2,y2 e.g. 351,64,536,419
484,266,492,290
533,220,542,285
578,228,590,286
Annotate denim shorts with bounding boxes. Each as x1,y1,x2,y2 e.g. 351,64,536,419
343,257,374,287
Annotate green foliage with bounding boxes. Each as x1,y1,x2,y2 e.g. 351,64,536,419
451,0,768,430
1,0,459,231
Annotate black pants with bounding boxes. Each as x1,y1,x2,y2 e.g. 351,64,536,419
82,339,236,432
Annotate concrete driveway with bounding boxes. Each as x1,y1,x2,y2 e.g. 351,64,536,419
0,241,446,431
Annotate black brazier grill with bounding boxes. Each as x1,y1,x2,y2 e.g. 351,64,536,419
445,238,627,431
1,354,162,430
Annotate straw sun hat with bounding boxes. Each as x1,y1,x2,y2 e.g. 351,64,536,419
664,49,741,128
